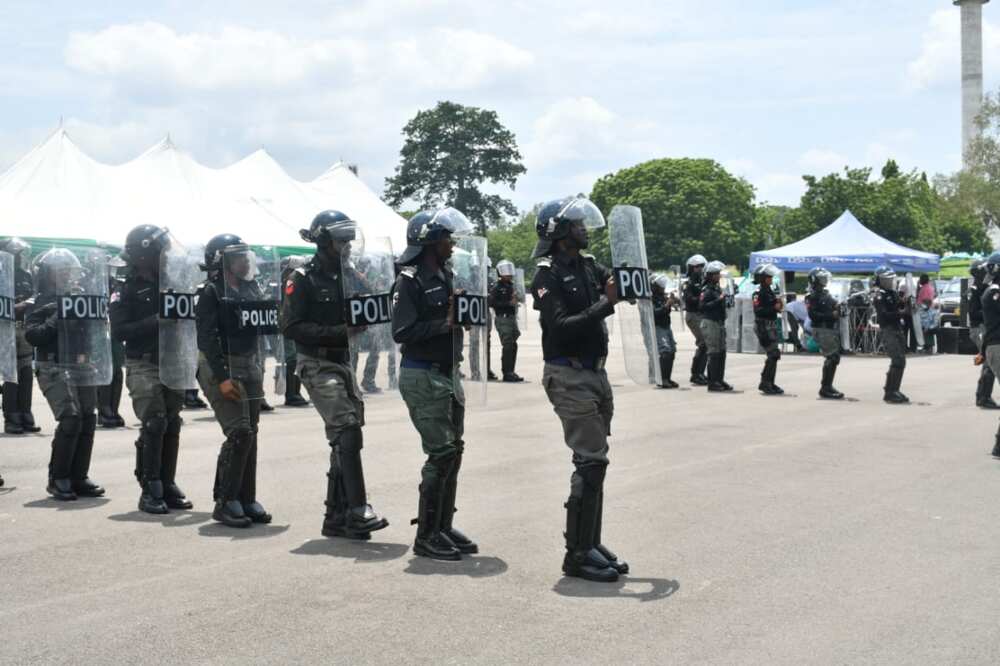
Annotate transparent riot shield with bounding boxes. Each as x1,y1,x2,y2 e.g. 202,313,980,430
57,250,113,386
905,273,925,348
738,294,759,353
514,267,528,331
723,273,740,353
345,237,397,391
223,245,284,401
158,237,204,390
452,236,489,405
608,205,660,386
0,251,16,383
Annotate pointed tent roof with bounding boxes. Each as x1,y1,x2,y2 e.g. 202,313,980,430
749,210,940,273
309,163,407,251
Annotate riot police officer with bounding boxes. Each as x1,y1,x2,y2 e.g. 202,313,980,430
968,260,998,409
805,268,844,399
392,207,479,561
700,261,732,392
753,264,784,395
682,255,709,385
196,234,272,527
651,273,680,389
873,266,909,404
98,268,127,429
25,249,106,501
281,211,389,540
110,224,194,514
489,260,524,382
0,237,40,434
279,255,310,407
531,196,628,583
980,252,1000,456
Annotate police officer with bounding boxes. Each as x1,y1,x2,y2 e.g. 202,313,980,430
98,269,127,429
873,266,909,404
531,196,628,583
980,252,1000,456
281,211,389,540
752,264,784,395
0,237,40,434
651,273,680,389
489,260,524,382
196,234,272,528
25,249,105,501
805,268,845,399
700,261,732,392
682,255,709,385
110,225,194,514
279,255,310,407
392,207,479,561
968,260,999,409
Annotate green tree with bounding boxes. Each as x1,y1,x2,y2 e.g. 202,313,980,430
383,101,526,234
589,158,757,269
486,205,541,278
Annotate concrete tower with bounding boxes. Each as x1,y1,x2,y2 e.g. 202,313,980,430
955,0,990,165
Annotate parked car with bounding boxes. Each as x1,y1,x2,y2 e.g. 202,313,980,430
936,279,961,325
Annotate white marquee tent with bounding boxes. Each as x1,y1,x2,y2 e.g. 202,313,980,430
0,128,408,252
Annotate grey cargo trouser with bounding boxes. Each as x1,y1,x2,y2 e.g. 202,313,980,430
700,318,726,354
297,353,365,441
541,363,612,464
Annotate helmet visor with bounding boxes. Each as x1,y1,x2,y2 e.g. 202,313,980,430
497,260,515,277
223,245,258,282
429,207,475,237
558,198,605,230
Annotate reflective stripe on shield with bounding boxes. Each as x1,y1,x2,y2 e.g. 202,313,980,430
608,205,661,386
346,236,397,386
57,250,113,386
453,235,488,405
159,237,204,390
0,251,16,383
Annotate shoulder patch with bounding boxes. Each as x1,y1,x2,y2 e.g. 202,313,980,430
536,257,552,269
400,266,417,278
580,252,595,259
293,266,307,277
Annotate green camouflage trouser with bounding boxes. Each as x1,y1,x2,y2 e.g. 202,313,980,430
197,355,263,438
398,366,465,461
700,318,726,354
125,358,184,423
36,365,98,422
297,353,365,441
814,327,841,357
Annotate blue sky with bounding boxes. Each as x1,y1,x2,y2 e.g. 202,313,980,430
0,0,995,213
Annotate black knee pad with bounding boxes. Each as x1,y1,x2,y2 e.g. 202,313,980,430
573,459,608,494
231,427,254,452
336,426,364,455
826,353,841,368
81,412,98,435
165,415,182,437
892,357,906,370
768,348,781,362
143,415,168,439
57,414,83,438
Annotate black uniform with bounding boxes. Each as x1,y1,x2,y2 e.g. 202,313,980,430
699,280,731,390
805,287,844,395
682,277,708,381
873,286,908,400
969,281,997,404
2,265,38,433
752,284,782,391
488,279,520,379
532,252,627,580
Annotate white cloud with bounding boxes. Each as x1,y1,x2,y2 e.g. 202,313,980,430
523,97,620,170
798,149,849,174
906,8,1000,91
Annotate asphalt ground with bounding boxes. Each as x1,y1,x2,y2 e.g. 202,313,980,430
1,320,998,665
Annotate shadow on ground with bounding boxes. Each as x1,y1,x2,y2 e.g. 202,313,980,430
108,510,213,528
290,538,409,563
552,576,680,602
23,497,111,511
403,555,508,578
197,523,291,540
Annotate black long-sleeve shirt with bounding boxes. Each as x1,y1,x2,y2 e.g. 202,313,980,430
682,277,702,313
752,285,780,321
109,272,158,358
805,289,839,328
873,288,905,330
196,275,267,381
12,267,33,320
969,282,986,327
24,293,59,356
280,251,350,363
489,280,518,316
391,263,461,364
982,284,1000,348
652,292,672,328
699,281,727,322
531,252,615,361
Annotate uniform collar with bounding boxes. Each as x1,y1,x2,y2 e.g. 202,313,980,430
417,262,449,283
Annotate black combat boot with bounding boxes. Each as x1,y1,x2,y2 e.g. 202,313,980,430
2,382,24,434
337,428,388,536
412,457,461,560
819,361,844,399
719,352,733,391
707,353,726,392
884,367,909,404
321,459,367,539
284,360,309,407
17,366,40,433
71,414,105,497
161,422,193,509
440,446,477,554
138,417,168,513
690,346,708,385
759,357,783,395
993,427,1000,458
47,416,80,501
658,352,679,389
562,464,618,582
976,367,997,408
240,436,272,523
139,479,169,514
594,488,628,575
212,433,252,528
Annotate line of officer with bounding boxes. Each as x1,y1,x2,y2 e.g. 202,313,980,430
109,225,193,514
650,273,680,388
682,255,709,385
531,196,628,583
968,260,999,409
752,264,784,395
980,253,1000,457
25,249,105,501
0,237,40,435
392,208,479,561
700,260,733,392
805,268,845,399
872,266,909,404
281,211,389,540
196,234,272,528
489,259,524,383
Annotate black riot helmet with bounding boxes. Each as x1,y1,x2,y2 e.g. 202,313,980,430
873,265,897,290
970,258,988,284
531,196,606,258
120,224,168,268
808,267,831,291
397,207,474,265
32,248,83,296
202,233,246,273
753,263,780,285
301,210,358,247
985,252,1000,281
0,237,31,271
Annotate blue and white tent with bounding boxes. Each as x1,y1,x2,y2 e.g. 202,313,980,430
749,210,940,274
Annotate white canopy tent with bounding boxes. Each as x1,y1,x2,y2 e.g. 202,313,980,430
0,128,408,252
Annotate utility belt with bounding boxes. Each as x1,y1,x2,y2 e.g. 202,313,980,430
298,345,349,364
400,357,453,376
547,356,606,371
